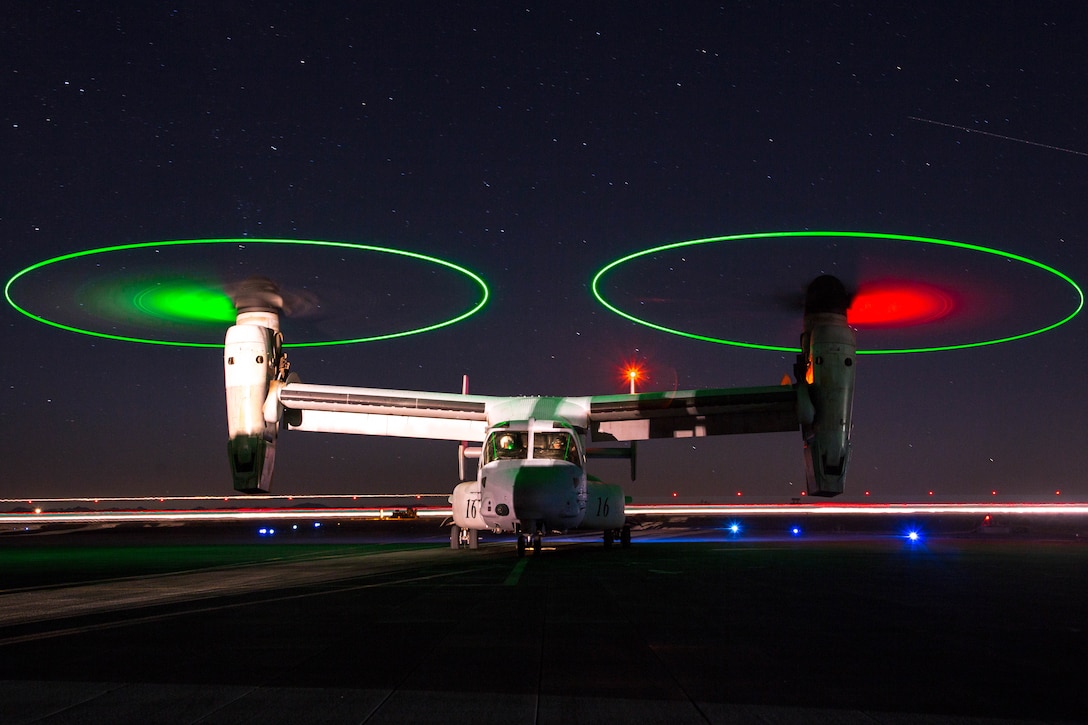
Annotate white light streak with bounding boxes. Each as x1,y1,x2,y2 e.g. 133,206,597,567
626,503,1088,516
0,507,451,525
3,503,1087,526
0,493,448,505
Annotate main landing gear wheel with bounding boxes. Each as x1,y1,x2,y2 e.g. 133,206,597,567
450,524,461,550
516,533,542,556
604,525,631,549
467,528,479,550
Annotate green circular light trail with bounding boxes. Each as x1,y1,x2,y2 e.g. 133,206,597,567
5,238,490,348
591,231,1083,354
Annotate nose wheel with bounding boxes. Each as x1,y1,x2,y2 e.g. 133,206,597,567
450,524,479,550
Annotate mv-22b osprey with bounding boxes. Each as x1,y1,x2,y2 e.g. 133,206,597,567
224,275,856,556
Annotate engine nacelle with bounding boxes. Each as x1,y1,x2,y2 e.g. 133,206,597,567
225,317,282,493
798,313,856,496
797,276,857,497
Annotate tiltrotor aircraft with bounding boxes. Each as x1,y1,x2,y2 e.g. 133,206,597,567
224,275,856,556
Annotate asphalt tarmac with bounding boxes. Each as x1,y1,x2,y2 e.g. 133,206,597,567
0,518,1085,724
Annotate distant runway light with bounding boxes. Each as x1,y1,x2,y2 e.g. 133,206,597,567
907,531,920,542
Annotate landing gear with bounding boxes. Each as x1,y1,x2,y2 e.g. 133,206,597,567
604,524,632,549
516,531,543,557
451,524,480,550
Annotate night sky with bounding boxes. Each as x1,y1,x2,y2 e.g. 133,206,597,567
3,3,1086,503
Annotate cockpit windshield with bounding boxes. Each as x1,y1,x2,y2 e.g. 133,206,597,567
486,431,527,462
533,431,580,465
482,429,581,466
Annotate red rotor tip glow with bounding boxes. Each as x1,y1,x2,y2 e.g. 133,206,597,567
847,281,955,328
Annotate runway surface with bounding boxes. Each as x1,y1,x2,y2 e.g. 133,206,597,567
1,518,1085,724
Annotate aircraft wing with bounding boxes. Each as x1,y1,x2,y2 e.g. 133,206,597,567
278,383,493,442
587,384,798,442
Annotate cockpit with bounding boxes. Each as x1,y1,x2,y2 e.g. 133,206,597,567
482,425,582,467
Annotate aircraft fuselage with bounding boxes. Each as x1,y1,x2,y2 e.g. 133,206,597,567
450,418,626,538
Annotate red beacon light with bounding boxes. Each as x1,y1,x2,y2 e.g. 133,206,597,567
621,362,646,394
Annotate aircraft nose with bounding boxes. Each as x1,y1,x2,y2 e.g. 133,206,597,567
511,464,583,526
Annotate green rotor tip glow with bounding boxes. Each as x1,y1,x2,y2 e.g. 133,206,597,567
5,238,490,348
131,281,238,325
591,231,1083,354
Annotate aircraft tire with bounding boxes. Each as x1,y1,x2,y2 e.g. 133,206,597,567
620,525,631,548
604,529,614,548
468,528,479,550
516,535,527,557
450,524,461,549
532,534,542,552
